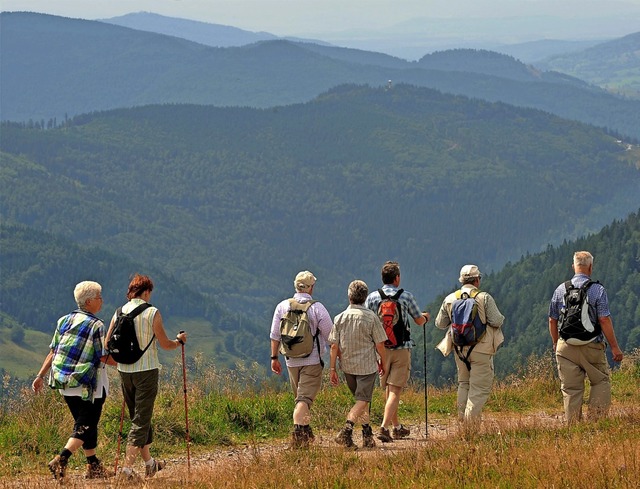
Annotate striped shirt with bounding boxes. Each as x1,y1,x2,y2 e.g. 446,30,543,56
114,298,161,373
329,305,387,375
364,285,423,349
270,292,333,367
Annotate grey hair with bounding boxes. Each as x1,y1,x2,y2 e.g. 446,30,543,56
348,280,369,305
73,281,102,309
573,251,594,268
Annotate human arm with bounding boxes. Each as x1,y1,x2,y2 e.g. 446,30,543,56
413,311,430,326
329,343,340,386
152,311,187,350
482,293,504,328
548,317,559,351
434,300,451,330
32,350,54,393
375,342,386,376
270,339,282,375
599,316,623,362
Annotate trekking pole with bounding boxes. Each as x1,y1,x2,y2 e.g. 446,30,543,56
423,312,429,439
179,331,191,471
114,396,126,476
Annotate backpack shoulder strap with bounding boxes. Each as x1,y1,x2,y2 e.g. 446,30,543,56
391,289,404,300
378,289,388,300
563,280,574,292
128,302,152,318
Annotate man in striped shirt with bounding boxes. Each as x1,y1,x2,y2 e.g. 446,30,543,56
330,280,387,449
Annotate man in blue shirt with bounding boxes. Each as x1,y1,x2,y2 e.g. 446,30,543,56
365,261,429,442
548,251,623,424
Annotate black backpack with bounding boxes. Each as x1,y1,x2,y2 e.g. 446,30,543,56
107,303,154,364
558,280,601,345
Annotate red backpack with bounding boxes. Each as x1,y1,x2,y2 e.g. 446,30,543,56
377,289,406,348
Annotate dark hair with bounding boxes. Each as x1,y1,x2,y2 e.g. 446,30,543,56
381,261,400,285
126,274,154,300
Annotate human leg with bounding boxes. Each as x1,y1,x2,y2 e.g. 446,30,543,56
454,353,470,422
583,342,611,420
464,351,494,423
289,364,323,447
556,341,586,424
121,369,159,471
50,395,106,480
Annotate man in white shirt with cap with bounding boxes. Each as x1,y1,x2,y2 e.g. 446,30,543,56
435,264,505,428
270,270,333,447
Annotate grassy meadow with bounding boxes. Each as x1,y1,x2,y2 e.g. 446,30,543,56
0,350,638,488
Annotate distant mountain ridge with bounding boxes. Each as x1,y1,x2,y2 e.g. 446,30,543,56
1,12,639,140
536,32,640,98
100,11,328,47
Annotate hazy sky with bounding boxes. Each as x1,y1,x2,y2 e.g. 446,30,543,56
3,0,640,38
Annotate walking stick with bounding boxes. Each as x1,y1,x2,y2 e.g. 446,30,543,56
423,313,429,439
114,396,126,476
179,331,191,470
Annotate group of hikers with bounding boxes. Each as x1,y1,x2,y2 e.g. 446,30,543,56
31,251,623,480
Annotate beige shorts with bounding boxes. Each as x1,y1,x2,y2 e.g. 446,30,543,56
380,348,411,388
287,363,323,406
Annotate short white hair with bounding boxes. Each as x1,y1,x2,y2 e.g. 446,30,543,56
573,251,593,268
73,281,102,308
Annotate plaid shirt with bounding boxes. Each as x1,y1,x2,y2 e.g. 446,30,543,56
365,285,423,349
549,273,609,342
49,310,106,398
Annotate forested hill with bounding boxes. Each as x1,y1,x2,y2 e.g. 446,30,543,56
0,223,261,378
416,209,640,385
2,84,639,320
536,32,640,98
2,12,639,139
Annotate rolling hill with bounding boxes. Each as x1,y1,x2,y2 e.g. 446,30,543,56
1,12,639,140
535,32,640,98
2,84,638,321
0,223,262,378
414,209,640,384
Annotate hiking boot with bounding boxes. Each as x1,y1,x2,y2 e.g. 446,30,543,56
290,427,310,449
117,468,143,483
377,427,394,443
393,424,410,439
303,425,316,443
48,455,67,480
334,427,355,448
85,460,108,479
362,425,376,448
145,459,164,478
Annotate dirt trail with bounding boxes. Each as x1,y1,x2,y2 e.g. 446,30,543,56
0,411,571,488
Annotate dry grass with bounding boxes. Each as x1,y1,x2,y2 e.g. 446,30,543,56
1,351,638,488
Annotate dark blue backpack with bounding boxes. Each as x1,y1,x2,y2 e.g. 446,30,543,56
451,289,486,370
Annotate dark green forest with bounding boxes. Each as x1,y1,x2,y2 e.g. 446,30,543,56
1,83,639,380
2,12,639,140
2,85,638,317
413,210,640,385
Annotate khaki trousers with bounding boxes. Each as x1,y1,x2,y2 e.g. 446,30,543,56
555,339,610,423
454,350,494,422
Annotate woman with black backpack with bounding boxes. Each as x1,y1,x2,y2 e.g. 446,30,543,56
106,273,187,481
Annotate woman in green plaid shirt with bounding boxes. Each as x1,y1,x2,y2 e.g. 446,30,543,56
32,281,114,481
